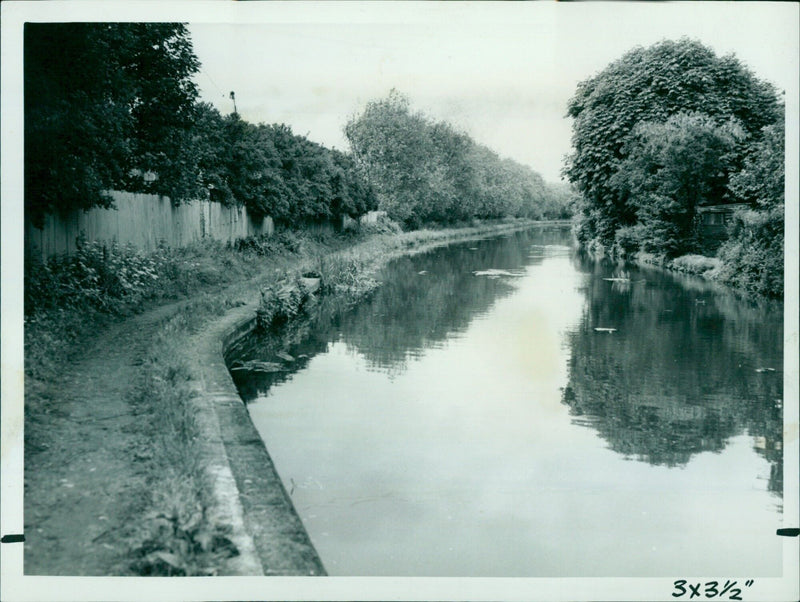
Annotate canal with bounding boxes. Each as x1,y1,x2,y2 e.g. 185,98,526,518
230,225,784,577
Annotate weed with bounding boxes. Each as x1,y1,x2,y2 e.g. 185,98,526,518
670,254,722,276
25,218,542,575
128,473,238,576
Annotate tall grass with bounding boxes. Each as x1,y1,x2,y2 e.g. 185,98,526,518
670,254,722,276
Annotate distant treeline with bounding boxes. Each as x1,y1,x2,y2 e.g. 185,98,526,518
346,91,576,229
564,38,785,297
25,24,573,235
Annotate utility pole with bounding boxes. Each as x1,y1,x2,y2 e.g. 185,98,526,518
229,91,238,115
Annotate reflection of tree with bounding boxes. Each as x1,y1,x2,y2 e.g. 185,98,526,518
562,254,783,495
339,227,570,373
230,227,568,398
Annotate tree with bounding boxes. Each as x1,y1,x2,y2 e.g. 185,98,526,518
716,122,785,298
728,121,785,210
564,38,781,247
610,112,745,256
329,149,378,219
25,23,200,227
192,103,235,205
345,90,440,227
346,91,563,227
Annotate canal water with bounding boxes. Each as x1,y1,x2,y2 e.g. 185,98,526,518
230,226,784,577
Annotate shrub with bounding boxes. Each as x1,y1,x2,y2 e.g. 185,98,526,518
671,254,722,275
613,224,647,257
256,271,316,329
716,207,783,298
359,214,403,236
25,237,160,314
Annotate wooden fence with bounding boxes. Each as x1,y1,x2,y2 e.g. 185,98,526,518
25,191,274,259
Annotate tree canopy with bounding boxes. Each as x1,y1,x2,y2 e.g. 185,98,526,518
564,38,782,252
190,105,377,224
611,112,745,256
346,91,573,228
25,23,377,229
25,23,201,227
716,121,785,297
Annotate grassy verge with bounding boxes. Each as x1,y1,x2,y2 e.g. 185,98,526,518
255,218,547,330
635,252,724,279
24,217,543,575
123,294,246,575
24,229,349,574
24,230,355,402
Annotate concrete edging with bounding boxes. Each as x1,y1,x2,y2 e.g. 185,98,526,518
190,302,325,576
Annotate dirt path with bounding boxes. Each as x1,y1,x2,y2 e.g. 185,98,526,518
23,297,201,575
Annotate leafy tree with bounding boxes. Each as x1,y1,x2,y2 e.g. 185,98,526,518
329,150,378,219
610,112,745,256
541,182,580,220
25,23,201,227
728,122,785,210
345,91,440,227
192,103,235,205
185,108,376,224
717,122,785,298
346,91,564,227
564,38,781,247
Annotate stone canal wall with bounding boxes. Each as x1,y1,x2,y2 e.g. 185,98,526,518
189,301,325,576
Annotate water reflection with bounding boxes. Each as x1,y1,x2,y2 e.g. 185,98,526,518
231,225,784,576
230,227,568,396
232,230,783,495
562,252,783,494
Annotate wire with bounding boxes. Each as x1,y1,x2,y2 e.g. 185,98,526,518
200,68,226,99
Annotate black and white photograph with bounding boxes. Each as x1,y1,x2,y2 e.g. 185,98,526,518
1,2,798,601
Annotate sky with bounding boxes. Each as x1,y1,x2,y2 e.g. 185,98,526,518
187,2,799,183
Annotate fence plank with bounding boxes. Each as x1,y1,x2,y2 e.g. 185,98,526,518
25,191,274,259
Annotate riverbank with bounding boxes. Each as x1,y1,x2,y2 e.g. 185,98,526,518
634,251,723,281
634,250,785,302
23,217,552,575
581,237,781,302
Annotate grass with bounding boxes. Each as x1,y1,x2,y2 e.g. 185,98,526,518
670,254,723,276
256,218,542,329
23,229,340,575
24,230,345,383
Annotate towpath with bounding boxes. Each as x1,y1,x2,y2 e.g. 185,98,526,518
24,296,216,574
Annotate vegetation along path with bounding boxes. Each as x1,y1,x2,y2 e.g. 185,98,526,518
24,220,543,575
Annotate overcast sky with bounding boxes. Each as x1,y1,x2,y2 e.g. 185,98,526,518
187,2,798,183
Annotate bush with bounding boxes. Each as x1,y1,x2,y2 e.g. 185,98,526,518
256,270,323,330
613,224,647,257
671,254,722,275
359,214,403,236
25,237,160,314
716,207,783,298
